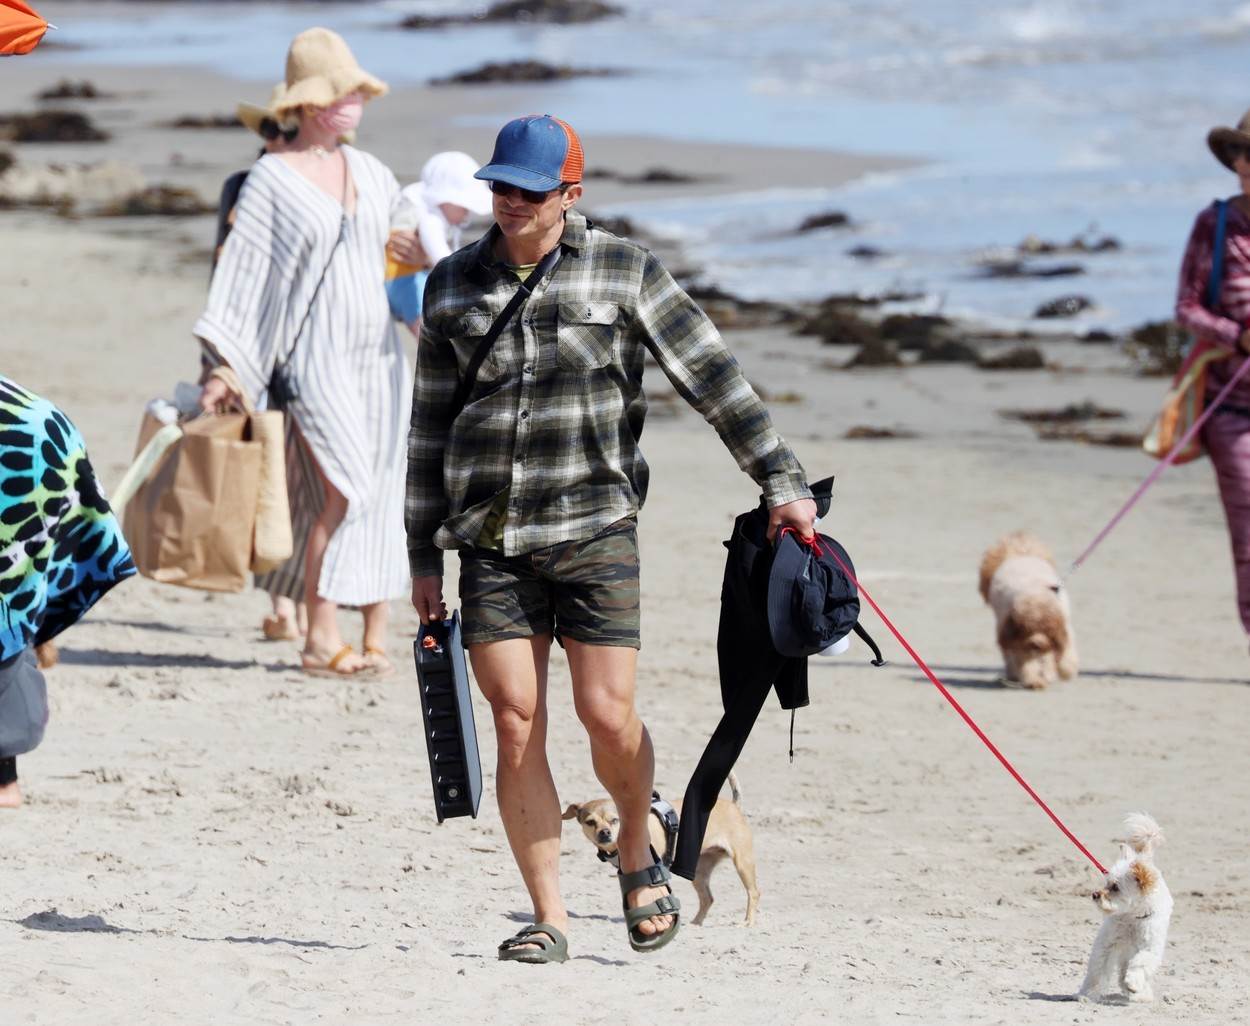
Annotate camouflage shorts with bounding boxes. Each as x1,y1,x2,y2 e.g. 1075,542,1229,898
458,519,641,649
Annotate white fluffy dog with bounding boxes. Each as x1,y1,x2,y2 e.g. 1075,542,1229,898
1078,814,1173,1003
978,532,1077,688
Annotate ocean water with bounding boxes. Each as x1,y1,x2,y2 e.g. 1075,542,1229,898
40,0,1250,330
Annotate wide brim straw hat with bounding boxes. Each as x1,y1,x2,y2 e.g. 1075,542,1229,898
236,83,293,137
1207,108,1250,170
421,151,493,216
271,27,388,117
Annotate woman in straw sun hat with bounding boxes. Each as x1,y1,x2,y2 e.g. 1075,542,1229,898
195,27,409,678
1175,108,1250,646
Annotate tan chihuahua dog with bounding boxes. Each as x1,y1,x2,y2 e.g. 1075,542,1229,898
563,772,760,926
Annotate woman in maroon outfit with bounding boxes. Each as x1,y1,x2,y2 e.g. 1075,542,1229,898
1176,109,1250,639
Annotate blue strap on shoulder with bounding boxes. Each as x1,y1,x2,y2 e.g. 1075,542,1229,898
1207,199,1229,310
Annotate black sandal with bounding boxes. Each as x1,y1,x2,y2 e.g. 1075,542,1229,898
618,859,681,953
497,923,569,964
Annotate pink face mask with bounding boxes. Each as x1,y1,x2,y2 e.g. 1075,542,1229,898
314,94,364,135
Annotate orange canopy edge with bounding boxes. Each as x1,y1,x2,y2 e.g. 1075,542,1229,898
1,0,49,56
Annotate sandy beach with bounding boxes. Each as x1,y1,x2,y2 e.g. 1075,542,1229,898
3,43,1250,1026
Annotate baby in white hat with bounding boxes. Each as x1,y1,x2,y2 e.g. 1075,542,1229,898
399,151,492,263
387,151,492,327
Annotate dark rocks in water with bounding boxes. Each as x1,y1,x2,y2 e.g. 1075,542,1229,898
978,345,1045,371
584,166,706,185
683,283,796,331
845,338,902,368
97,185,215,217
37,80,104,101
1080,328,1115,343
404,0,623,29
630,167,702,184
586,213,637,238
0,149,13,174
918,337,980,363
1018,232,1122,255
487,0,622,21
978,258,1085,279
165,114,242,130
1034,294,1093,319
844,425,917,440
400,13,452,29
1000,401,1125,425
809,289,925,308
1124,319,1185,376
431,60,618,85
814,308,884,348
796,210,850,232
0,110,109,143
846,244,887,260
880,313,951,351
792,297,881,340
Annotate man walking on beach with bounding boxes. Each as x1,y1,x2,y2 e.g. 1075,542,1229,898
406,114,816,962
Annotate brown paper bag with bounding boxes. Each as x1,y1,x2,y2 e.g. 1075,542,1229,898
123,412,262,592
248,410,294,574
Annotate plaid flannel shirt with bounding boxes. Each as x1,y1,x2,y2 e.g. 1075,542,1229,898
405,209,811,577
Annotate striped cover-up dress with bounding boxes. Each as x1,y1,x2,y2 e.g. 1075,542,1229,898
194,147,410,607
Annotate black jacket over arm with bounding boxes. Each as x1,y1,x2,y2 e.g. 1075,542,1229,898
672,477,834,880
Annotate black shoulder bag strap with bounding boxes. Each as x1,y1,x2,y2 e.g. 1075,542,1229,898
291,215,347,355
451,244,563,412
1207,198,1230,311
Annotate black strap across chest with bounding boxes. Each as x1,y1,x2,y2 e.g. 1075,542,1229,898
452,245,563,413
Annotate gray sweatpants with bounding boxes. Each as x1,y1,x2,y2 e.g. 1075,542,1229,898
0,647,48,759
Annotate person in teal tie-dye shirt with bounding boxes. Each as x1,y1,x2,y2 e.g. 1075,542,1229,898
0,376,134,808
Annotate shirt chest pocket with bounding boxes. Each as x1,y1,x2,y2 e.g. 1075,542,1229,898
557,301,619,371
455,309,516,383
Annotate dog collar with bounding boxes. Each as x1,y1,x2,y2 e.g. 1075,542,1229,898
591,794,679,870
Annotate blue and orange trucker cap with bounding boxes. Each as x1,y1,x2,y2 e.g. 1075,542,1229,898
475,115,584,192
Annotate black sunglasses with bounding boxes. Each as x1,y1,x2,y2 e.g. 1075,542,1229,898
258,117,298,143
489,180,569,204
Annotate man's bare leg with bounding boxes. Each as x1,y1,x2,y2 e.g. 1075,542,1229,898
469,635,566,949
565,639,674,940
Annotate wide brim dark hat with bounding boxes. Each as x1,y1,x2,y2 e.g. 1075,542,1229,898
1208,108,1250,171
767,529,861,658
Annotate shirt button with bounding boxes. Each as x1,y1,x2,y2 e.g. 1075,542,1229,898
519,409,529,420
523,364,533,374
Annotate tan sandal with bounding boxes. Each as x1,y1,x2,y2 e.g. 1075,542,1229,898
361,645,396,678
301,644,370,678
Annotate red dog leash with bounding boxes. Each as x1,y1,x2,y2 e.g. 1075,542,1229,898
793,531,1107,874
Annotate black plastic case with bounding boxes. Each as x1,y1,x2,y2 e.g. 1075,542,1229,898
413,611,482,821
